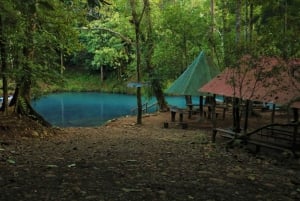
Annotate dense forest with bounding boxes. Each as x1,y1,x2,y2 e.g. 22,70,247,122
0,0,299,125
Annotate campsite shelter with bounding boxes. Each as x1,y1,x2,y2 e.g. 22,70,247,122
165,51,219,115
199,56,300,153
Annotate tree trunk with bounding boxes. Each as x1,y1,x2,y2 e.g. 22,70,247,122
221,0,230,67
9,85,19,107
212,94,217,130
249,2,253,42
210,0,215,60
293,108,299,122
60,50,64,74
243,100,250,132
283,0,288,59
151,78,168,111
13,1,51,127
233,98,241,133
232,0,242,133
130,0,143,124
235,0,241,44
0,14,9,114
100,66,104,81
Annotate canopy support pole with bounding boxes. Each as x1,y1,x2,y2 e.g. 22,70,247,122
212,94,217,130
293,108,299,122
271,104,276,124
243,100,250,133
199,96,203,117
233,98,241,133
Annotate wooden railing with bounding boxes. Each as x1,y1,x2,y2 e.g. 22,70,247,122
213,122,299,156
131,102,159,114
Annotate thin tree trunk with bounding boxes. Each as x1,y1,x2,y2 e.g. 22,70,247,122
100,66,104,81
211,94,217,130
293,108,299,122
235,0,241,44
210,0,215,60
129,0,143,124
233,98,241,132
249,2,253,42
245,0,248,42
0,14,9,114
243,100,250,132
283,0,288,59
221,0,230,66
233,0,242,133
9,85,19,108
60,50,64,74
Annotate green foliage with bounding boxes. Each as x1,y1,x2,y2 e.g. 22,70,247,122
1,0,299,103
257,0,300,58
36,69,132,95
73,2,133,79
151,2,206,77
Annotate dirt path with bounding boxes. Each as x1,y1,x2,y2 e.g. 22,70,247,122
0,112,300,200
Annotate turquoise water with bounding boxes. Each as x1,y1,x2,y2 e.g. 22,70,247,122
31,92,203,127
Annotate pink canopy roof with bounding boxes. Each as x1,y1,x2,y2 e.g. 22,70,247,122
199,56,300,108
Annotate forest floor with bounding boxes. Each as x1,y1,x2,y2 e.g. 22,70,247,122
0,109,300,201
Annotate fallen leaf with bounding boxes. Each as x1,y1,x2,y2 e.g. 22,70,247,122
67,163,76,168
7,159,16,164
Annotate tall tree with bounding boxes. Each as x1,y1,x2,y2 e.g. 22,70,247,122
210,0,215,60
0,14,8,114
0,0,19,113
232,0,242,132
129,0,143,124
0,0,83,125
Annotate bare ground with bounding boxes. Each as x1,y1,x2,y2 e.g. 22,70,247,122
0,111,300,201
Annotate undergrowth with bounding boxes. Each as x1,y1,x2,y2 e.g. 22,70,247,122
34,70,135,96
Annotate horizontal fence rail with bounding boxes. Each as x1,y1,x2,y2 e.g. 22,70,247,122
131,102,159,115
